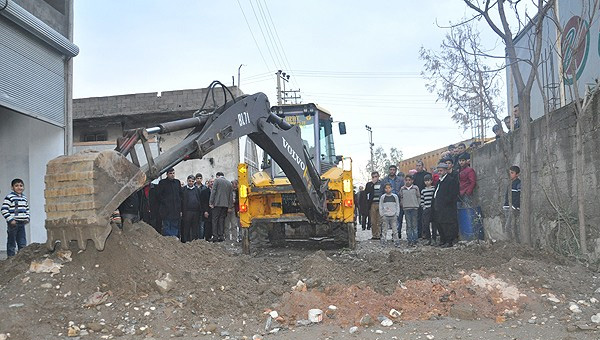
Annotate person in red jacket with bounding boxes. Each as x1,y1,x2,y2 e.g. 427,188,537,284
458,153,476,208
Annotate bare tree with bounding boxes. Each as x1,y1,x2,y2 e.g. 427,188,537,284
463,0,552,245
365,147,403,176
420,22,505,137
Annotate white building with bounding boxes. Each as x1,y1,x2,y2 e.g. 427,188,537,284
0,0,78,250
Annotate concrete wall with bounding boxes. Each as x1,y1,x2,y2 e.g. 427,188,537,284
159,130,240,184
473,96,600,256
13,0,69,36
74,87,243,120
73,87,244,184
0,107,65,249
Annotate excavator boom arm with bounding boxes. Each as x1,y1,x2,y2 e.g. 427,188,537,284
44,92,328,251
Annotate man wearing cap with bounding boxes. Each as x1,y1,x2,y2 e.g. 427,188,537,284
157,168,183,237
458,153,477,208
432,162,459,248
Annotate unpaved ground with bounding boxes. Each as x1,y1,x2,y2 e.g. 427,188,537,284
0,222,599,340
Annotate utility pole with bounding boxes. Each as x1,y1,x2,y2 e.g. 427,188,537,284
365,125,374,172
275,70,290,105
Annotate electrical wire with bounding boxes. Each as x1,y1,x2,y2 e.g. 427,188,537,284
235,0,271,73
248,0,279,70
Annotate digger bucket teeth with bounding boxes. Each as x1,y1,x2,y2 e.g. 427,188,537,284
44,150,146,251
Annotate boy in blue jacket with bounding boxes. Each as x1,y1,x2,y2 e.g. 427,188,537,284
1,178,29,257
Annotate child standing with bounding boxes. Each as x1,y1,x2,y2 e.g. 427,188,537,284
1,179,29,257
503,166,521,242
420,174,436,245
379,183,400,247
400,174,420,247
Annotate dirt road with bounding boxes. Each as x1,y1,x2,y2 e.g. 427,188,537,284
0,223,598,339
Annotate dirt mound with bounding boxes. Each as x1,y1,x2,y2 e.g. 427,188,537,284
0,226,594,339
0,222,276,338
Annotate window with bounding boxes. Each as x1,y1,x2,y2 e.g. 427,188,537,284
319,119,336,164
82,132,107,142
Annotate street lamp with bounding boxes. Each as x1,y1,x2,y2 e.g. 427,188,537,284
365,125,374,172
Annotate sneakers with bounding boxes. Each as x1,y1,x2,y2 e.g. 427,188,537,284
394,241,400,247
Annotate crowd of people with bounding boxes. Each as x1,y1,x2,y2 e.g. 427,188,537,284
355,143,522,248
118,168,240,243
0,146,522,258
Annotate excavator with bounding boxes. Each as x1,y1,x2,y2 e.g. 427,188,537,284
44,82,355,254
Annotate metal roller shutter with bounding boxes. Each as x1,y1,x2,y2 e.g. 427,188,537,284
0,17,66,127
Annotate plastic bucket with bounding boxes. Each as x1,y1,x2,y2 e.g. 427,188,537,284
458,206,484,241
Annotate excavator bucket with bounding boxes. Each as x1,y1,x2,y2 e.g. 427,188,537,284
44,150,146,251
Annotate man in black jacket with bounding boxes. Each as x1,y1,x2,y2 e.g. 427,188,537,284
200,178,214,241
432,163,459,247
157,168,183,237
413,160,431,238
181,175,202,242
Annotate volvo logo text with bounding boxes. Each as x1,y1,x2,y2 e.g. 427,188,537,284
282,137,306,170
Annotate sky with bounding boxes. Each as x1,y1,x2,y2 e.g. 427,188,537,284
72,1,506,180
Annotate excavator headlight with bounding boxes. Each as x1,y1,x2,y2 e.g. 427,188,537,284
240,204,248,213
343,199,353,208
342,179,352,193
239,184,248,198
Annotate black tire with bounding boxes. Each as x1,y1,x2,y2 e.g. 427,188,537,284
268,223,286,246
333,223,356,249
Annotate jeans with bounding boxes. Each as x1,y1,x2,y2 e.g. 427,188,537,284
397,207,404,239
504,208,521,242
380,215,399,243
369,203,381,239
225,211,240,241
7,222,27,257
198,220,205,240
162,218,180,237
421,208,436,240
404,208,418,243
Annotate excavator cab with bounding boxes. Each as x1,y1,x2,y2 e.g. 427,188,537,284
264,103,340,176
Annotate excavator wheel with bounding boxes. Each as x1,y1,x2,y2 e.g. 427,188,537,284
333,222,356,249
44,150,146,251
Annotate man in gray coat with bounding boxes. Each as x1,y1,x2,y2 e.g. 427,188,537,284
209,172,233,242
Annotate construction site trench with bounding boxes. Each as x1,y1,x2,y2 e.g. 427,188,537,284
1,222,599,340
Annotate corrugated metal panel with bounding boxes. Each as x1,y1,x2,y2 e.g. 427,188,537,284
0,0,79,57
0,18,65,126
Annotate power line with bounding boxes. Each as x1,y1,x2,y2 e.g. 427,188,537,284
235,0,271,73
260,0,301,90
256,0,285,69
248,0,279,70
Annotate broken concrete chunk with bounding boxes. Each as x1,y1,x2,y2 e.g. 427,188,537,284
389,309,402,318
83,291,111,308
308,309,323,323
359,314,374,327
29,258,63,276
153,273,175,294
380,317,393,327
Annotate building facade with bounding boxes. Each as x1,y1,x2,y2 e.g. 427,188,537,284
0,0,78,250
73,87,243,184
507,1,600,118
